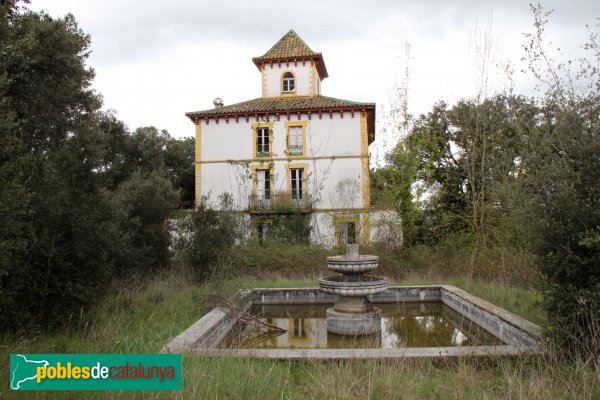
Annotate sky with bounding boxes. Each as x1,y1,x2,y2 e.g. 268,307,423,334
29,0,599,163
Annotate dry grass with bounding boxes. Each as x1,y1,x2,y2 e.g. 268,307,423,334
1,265,598,399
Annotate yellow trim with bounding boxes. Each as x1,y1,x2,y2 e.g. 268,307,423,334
280,70,296,96
312,207,393,212
360,112,370,209
194,122,202,207
334,215,359,247
252,122,274,158
362,212,370,245
261,65,267,98
285,121,307,158
359,112,372,244
251,217,273,241
285,163,309,197
309,62,316,96
250,164,275,196
199,154,365,165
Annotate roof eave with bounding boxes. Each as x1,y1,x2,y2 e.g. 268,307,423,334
186,103,375,144
185,103,374,119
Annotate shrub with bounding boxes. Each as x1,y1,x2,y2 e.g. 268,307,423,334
110,170,179,275
177,196,244,281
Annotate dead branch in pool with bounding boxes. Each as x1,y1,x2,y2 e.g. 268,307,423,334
202,294,286,335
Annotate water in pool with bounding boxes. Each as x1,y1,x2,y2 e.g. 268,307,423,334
220,302,504,349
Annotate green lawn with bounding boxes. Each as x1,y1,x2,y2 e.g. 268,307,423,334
2,272,598,399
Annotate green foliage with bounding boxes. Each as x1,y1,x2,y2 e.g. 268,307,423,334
165,137,195,208
525,96,600,358
3,272,599,399
0,9,111,330
521,5,600,360
0,7,183,332
110,171,179,275
231,242,331,277
258,214,312,245
177,196,244,281
97,120,194,208
379,96,537,253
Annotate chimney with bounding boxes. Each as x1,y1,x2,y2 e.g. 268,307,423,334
213,97,224,108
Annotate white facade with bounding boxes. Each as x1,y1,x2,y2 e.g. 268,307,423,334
262,61,321,97
198,113,365,211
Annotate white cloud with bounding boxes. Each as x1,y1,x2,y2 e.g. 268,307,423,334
29,0,600,152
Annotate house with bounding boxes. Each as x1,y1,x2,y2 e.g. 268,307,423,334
185,30,393,247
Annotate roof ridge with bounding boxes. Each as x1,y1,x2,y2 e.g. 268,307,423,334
286,29,315,54
260,30,314,58
253,30,318,61
251,30,329,79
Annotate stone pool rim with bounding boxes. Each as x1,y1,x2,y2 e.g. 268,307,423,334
162,285,542,360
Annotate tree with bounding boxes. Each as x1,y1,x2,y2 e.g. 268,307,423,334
0,4,182,331
110,171,178,275
522,5,600,361
0,7,114,329
381,95,537,256
96,118,194,208
165,136,195,208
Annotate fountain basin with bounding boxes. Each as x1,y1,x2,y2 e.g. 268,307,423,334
162,286,542,360
318,275,388,297
326,255,379,273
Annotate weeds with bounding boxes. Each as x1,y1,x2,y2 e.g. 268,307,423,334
1,251,597,399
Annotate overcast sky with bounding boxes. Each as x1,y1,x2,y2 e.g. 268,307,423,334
29,0,599,162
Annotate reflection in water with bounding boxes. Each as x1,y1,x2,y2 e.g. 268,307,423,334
220,302,504,349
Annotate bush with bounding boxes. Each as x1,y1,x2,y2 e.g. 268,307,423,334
526,99,600,362
110,170,179,275
177,196,244,281
231,243,332,278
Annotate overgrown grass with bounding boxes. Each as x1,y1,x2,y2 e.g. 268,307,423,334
224,242,539,287
1,246,597,399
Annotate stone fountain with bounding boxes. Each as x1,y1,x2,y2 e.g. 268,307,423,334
318,244,388,335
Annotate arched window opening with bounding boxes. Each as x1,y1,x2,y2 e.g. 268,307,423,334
282,72,295,93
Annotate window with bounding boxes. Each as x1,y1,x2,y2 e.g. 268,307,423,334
256,127,270,156
282,72,295,93
252,122,273,158
286,163,309,209
290,168,303,200
286,121,306,156
253,169,271,209
256,222,270,245
252,217,272,244
289,126,303,155
256,169,270,200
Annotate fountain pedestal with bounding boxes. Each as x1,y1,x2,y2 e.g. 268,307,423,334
318,244,388,335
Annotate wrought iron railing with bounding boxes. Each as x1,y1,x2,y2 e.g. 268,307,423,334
289,145,303,154
248,194,312,212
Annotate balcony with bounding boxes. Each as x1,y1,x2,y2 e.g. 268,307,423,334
289,145,303,155
248,194,312,213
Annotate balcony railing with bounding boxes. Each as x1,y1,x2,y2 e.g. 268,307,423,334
289,145,303,155
248,194,312,213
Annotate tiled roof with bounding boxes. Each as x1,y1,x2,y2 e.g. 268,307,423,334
253,30,319,62
186,96,374,116
252,30,329,79
186,96,376,143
